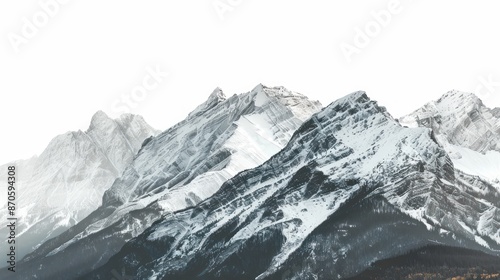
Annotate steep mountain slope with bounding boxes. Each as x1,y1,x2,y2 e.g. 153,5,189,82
0,112,157,263
85,91,500,280
4,85,321,280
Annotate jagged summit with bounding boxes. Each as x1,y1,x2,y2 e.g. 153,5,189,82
88,110,113,130
401,90,484,124
117,113,146,125
439,89,481,103
315,91,392,129
88,110,155,132
329,90,367,103
326,90,368,110
252,83,309,99
208,87,227,101
251,84,322,121
90,109,110,121
187,84,321,123
435,90,485,116
187,87,227,119
251,83,265,92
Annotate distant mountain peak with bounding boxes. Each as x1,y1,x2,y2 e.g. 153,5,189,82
332,90,368,104
117,112,139,124
437,89,483,107
87,110,118,134
89,110,112,126
187,87,227,119
319,91,389,122
251,83,266,92
253,84,306,98
400,90,500,154
209,87,227,101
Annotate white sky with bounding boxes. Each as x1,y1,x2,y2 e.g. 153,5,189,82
1,0,500,164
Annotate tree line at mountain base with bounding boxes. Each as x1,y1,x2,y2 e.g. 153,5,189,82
349,245,500,280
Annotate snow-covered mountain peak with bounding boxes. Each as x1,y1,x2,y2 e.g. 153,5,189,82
187,87,227,119
186,84,320,126
251,84,323,121
437,90,484,113
399,90,500,154
209,87,227,101
317,90,392,125
400,90,486,125
321,90,386,113
251,82,266,92
440,89,480,102
335,90,366,105
333,89,367,102
253,84,306,99
91,109,109,119
117,112,144,123
88,110,113,129
87,111,155,135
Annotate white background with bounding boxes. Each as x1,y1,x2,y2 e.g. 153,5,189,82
1,0,500,164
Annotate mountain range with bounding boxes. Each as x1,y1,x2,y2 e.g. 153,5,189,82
1,85,499,280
